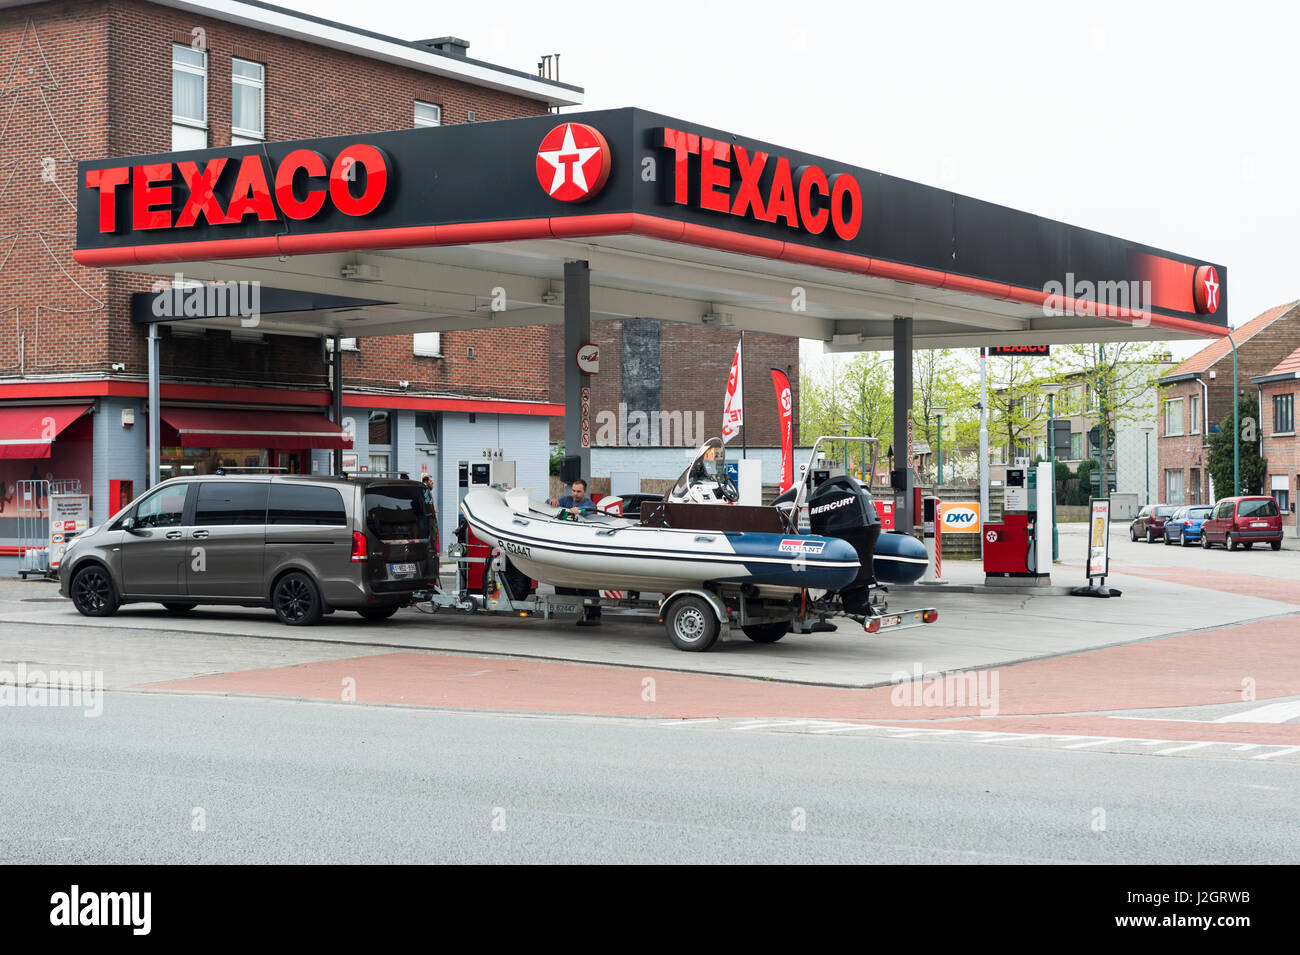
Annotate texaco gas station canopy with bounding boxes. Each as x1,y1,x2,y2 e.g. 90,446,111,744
74,106,1229,524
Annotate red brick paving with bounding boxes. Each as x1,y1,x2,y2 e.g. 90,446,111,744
139,613,1300,744
1115,566,1300,605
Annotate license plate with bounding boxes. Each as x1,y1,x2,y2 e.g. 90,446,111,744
1251,522,1267,528
389,562,416,576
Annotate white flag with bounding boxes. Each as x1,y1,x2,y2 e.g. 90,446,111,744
722,338,743,444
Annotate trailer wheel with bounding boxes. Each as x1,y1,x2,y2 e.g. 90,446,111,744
664,595,720,652
742,622,790,644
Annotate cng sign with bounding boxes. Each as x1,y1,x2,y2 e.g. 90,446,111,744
938,502,981,534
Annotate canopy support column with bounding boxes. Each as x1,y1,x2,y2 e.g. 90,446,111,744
147,323,160,489
564,259,591,481
331,335,343,476
892,316,915,532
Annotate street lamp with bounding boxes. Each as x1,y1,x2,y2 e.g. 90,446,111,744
841,423,851,474
1040,382,1063,562
1140,425,1154,505
932,405,947,487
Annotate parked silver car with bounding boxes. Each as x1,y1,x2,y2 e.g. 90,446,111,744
57,472,437,625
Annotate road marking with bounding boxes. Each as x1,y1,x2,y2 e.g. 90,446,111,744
1251,746,1300,761
1232,744,1260,751
1155,741,1218,755
1213,700,1300,723
1064,738,1129,749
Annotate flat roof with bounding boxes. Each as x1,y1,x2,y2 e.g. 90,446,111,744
75,108,1229,350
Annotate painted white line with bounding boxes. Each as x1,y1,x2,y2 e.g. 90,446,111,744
1232,744,1261,752
735,720,855,732
1251,746,1300,761
1138,740,1168,746
1064,738,1129,749
1213,700,1300,724
1154,741,1218,756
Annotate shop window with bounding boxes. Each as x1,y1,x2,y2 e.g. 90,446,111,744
268,484,346,525
194,481,268,525
413,332,441,357
1274,393,1295,434
232,58,265,145
415,413,438,444
172,44,207,150
414,101,442,127
368,412,391,445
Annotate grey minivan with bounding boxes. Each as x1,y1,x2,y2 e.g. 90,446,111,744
57,473,437,625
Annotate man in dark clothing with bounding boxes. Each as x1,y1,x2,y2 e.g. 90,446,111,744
547,478,601,626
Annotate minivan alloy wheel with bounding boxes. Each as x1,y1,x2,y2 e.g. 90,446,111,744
71,566,118,617
274,572,322,626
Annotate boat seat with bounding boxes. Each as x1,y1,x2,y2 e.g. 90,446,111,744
642,501,793,534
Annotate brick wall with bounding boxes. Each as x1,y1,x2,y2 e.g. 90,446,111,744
1157,305,1300,504
4,0,555,396
548,320,799,446
1261,378,1300,523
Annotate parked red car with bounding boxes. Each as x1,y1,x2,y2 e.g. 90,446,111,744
1201,496,1284,551
1129,504,1180,543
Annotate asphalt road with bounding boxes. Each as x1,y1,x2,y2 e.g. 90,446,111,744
2,692,1295,864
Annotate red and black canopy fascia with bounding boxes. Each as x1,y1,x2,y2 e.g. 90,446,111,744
74,107,1228,335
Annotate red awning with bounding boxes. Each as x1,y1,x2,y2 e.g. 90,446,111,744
0,404,91,458
160,408,353,450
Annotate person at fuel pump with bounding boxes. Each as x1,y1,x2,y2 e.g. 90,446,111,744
548,478,596,517
546,478,601,626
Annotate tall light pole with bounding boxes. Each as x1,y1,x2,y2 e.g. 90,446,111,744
933,404,947,487
1041,382,1062,562
1140,425,1154,505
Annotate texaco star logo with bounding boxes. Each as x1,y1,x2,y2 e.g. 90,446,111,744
986,530,998,543
1193,265,1220,314
535,123,611,203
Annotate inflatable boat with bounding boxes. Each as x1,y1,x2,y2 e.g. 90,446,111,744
460,486,861,594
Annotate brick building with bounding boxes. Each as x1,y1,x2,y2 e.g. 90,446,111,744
0,0,583,557
548,320,799,479
1252,346,1300,533
1156,302,1300,506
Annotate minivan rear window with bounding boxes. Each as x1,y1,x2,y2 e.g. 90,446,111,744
1188,506,1213,519
1238,498,1279,518
1155,506,1180,517
268,484,347,525
365,484,426,540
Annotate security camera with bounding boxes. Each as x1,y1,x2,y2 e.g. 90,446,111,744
111,362,125,372
399,380,410,390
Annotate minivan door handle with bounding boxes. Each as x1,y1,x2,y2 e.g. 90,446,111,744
165,530,183,540
191,530,210,540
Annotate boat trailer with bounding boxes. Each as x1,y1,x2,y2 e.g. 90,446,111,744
413,543,937,652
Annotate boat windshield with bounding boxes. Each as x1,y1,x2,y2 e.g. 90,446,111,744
669,438,739,504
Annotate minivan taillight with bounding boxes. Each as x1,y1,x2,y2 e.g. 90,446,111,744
351,531,368,562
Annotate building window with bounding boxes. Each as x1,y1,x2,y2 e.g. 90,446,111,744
172,44,208,149
1189,393,1201,434
414,101,442,127
1164,397,1184,436
1190,468,1202,504
1165,468,1184,504
1274,393,1295,434
1271,476,1290,514
1069,432,1082,460
326,337,358,352
368,411,391,445
231,58,265,145
413,332,442,357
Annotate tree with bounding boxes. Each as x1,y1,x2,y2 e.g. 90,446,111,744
1207,395,1267,497
985,355,1043,463
913,348,978,483
799,354,893,475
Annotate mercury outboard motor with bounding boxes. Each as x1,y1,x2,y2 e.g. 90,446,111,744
808,475,881,615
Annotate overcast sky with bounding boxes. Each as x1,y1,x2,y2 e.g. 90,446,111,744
289,0,1296,365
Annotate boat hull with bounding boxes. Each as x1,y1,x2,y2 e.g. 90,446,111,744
461,489,860,593
873,532,929,585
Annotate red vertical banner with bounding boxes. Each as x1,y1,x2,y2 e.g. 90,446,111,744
770,367,794,492
722,338,744,444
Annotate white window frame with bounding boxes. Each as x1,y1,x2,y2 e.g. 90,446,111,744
1188,393,1201,435
172,44,208,145
414,101,442,128
1164,397,1185,437
1165,468,1183,504
413,332,442,357
231,57,265,145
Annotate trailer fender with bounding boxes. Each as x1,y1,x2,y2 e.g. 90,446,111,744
659,589,729,628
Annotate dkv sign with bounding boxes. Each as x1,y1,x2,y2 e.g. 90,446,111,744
938,502,981,534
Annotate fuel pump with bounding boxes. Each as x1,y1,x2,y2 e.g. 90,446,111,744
983,463,1052,582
